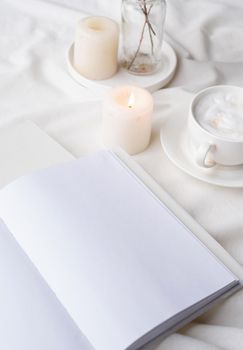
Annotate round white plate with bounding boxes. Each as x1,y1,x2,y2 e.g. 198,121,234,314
160,112,243,188
66,41,177,93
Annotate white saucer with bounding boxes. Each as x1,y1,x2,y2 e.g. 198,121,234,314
66,41,177,93
160,112,243,188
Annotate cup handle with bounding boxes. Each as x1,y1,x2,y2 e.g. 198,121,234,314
196,143,216,168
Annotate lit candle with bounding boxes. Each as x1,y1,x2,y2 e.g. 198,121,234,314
74,16,119,80
102,86,153,155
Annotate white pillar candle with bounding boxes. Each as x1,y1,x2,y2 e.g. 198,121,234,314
102,86,153,155
74,16,119,80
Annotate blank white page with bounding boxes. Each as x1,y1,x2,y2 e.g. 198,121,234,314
0,220,93,350
0,151,237,350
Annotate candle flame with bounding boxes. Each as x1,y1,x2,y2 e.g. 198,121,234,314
128,92,135,108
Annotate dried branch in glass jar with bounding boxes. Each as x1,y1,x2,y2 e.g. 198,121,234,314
121,0,166,75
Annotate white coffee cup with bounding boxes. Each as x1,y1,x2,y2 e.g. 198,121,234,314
188,85,243,168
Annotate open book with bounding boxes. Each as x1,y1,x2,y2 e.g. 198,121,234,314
0,127,242,350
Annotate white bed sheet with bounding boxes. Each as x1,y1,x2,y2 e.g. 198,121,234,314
1,0,243,349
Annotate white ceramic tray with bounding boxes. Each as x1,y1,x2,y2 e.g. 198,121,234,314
66,41,177,92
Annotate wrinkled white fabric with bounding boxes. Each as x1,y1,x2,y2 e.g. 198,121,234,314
0,0,243,349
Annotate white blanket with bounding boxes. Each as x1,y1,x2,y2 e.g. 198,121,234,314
1,0,243,349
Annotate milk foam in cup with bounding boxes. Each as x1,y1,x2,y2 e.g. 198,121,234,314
195,92,243,141
188,85,243,168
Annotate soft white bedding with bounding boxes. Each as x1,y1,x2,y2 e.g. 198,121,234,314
1,0,243,349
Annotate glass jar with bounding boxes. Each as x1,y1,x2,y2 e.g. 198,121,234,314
121,0,166,75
